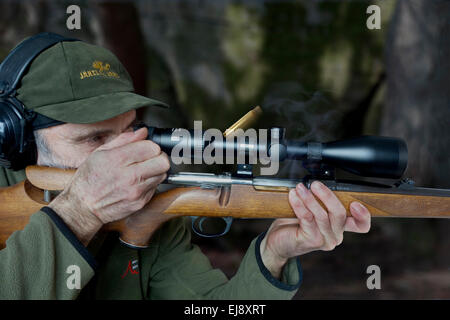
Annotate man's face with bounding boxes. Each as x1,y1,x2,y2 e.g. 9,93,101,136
35,110,137,169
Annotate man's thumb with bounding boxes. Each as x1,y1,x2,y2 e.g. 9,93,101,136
97,127,148,151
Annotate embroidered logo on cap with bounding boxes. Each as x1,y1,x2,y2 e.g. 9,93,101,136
79,61,120,80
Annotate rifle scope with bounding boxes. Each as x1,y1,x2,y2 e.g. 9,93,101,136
142,125,408,179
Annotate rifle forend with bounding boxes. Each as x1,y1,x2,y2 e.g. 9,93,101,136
0,166,448,249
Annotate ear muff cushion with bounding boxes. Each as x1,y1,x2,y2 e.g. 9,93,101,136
0,98,36,170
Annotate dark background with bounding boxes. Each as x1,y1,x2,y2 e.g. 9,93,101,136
1,0,449,298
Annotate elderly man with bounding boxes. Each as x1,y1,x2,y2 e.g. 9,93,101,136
0,35,370,299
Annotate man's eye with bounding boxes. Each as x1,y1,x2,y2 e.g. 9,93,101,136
90,135,104,143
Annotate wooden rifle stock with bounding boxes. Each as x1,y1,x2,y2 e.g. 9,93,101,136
0,165,449,248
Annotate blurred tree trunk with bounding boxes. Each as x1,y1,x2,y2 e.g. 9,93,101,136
382,0,449,188
0,0,48,54
93,1,186,127
94,1,148,97
381,0,450,265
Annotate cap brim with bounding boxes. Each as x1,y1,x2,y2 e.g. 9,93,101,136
33,91,169,124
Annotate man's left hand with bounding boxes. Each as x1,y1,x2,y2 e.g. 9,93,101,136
260,180,371,278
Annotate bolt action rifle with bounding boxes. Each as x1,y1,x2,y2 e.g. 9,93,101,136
1,120,449,249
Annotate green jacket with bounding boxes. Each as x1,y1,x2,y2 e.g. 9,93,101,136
0,167,302,299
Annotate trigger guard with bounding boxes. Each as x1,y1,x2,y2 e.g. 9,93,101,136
190,216,233,238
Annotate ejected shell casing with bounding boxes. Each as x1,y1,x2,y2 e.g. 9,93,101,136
224,106,262,137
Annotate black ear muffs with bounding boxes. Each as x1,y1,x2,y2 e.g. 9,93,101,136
0,96,37,170
0,32,78,171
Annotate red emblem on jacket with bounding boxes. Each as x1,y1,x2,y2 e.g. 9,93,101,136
121,259,139,278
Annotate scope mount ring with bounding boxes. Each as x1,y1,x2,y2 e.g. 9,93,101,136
302,160,336,180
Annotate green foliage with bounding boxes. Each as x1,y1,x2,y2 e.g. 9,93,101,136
146,1,396,139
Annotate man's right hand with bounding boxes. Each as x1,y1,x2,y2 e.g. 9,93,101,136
49,127,170,245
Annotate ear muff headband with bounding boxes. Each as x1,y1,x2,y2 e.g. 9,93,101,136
0,32,79,170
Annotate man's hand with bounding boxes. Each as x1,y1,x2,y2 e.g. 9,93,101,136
49,127,170,245
260,181,371,278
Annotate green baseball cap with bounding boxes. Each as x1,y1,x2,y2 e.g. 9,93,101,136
16,40,168,124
